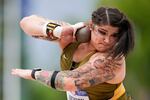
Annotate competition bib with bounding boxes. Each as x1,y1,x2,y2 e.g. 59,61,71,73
66,91,89,100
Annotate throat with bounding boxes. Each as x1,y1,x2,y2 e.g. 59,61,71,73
72,43,96,62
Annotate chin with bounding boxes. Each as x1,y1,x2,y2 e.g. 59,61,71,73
96,47,111,52
96,48,107,52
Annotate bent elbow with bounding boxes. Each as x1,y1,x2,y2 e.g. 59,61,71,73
20,15,36,27
19,16,27,29
19,15,37,36
19,16,29,35
19,17,24,26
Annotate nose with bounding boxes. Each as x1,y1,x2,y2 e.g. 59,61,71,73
104,37,110,44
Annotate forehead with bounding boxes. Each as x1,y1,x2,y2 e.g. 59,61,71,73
95,25,119,34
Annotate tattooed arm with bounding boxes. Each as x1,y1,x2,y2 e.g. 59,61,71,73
11,53,124,91
33,53,124,91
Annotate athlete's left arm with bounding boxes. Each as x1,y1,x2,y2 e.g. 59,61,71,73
11,53,124,91
34,53,124,91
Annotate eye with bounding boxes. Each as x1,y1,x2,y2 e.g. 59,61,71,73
112,33,118,37
98,30,106,35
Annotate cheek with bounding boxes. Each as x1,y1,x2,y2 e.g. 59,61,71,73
110,37,117,44
91,32,102,43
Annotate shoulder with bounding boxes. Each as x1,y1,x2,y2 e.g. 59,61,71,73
88,52,125,70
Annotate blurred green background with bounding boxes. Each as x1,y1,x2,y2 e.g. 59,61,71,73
0,0,150,100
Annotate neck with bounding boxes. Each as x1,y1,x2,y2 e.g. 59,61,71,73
88,42,96,51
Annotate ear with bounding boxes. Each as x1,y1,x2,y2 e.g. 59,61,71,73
88,20,94,30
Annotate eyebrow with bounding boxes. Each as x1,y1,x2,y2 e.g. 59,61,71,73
98,28,118,35
98,28,108,32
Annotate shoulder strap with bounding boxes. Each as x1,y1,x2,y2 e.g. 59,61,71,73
78,51,96,67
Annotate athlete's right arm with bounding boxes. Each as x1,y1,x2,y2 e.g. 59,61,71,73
20,15,84,49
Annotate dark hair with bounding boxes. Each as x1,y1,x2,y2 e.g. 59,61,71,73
91,7,135,58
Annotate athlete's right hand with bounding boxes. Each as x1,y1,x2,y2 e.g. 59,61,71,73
11,68,33,80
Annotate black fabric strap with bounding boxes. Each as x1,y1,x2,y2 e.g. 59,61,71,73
31,68,42,79
51,71,60,89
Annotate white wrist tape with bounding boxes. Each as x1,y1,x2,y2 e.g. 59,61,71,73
53,26,63,38
43,22,84,38
71,22,85,35
52,22,84,38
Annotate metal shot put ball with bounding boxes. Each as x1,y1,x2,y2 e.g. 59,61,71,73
75,26,91,43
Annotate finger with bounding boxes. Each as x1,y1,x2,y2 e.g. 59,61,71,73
11,69,20,75
11,69,17,75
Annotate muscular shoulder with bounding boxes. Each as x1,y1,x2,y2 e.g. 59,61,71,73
88,52,125,72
